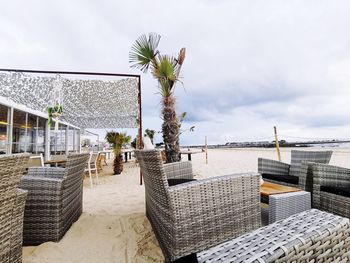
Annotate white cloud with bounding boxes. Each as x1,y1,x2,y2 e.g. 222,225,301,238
1,0,350,145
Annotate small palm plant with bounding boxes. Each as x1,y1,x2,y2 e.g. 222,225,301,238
129,33,186,163
144,129,156,144
105,131,131,174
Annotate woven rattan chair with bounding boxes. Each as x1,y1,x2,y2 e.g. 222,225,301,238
197,209,350,262
309,162,350,219
258,150,332,191
135,149,261,262
20,153,89,245
0,154,29,263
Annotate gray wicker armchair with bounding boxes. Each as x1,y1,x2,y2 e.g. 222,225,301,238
20,153,89,245
258,150,332,191
0,154,29,263
310,162,350,219
135,149,261,262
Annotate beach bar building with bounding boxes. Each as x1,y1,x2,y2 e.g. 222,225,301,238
0,69,142,160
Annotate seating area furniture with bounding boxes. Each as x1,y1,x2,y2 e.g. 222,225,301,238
97,153,107,171
310,162,350,219
265,191,311,224
85,152,99,188
27,154,44,167
135,149,261,262
258,150,332,191
0,154,29,263
197,209,350,262
20,153,89,245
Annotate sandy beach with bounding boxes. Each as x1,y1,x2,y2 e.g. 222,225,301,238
22,148,350,263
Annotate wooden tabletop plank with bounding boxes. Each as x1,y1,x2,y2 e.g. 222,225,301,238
261,181,301,197
44,159,67,165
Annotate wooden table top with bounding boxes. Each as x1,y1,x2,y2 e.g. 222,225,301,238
261,181,301,197
44,159,67,165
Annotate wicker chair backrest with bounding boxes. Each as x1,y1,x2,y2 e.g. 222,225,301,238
135,150,170,206
64,153,90,180
0,154,29,200
290,150,332,177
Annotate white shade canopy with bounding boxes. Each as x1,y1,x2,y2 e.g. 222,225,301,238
0,71,140,129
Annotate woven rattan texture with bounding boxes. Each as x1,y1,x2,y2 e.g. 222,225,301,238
258,150,333,191
20,153,89,245
311,162,350,219
135,149,261,262
9,189,28,263
198,209,350,262
269,191,311,223
0,154,29,263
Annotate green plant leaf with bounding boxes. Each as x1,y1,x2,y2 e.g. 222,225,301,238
129,33,161,72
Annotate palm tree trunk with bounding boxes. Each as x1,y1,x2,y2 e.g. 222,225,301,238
162,95,180,163
113,154,123,174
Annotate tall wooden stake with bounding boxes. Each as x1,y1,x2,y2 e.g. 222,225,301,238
205,136,208,164
274,126,281,161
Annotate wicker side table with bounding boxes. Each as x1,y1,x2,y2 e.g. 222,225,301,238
268,191,311,224
198,209,350,262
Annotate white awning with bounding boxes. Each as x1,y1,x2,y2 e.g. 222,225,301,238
0,71,140,129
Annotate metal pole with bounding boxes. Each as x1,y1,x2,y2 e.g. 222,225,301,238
274,126,282,161
138,76,143,185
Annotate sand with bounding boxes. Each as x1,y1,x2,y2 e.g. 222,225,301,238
22,148,350,263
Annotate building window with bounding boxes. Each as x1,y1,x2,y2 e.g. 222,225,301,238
68,127,75,152
50,123,67,155
37,117,46,154
26,114,37,153
0,104,9,154
12,109,27,153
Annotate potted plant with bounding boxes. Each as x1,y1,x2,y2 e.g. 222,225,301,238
144,129,156,144
47,103,63,130
105,131,131,175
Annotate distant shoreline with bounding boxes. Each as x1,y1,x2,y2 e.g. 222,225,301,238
181,140,350,149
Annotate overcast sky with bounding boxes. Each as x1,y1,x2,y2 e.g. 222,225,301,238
1,0,350,145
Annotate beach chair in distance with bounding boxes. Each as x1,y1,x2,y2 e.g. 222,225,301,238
135,149,261,262
85,152,99,187
258,150,332,192
19,153,89,245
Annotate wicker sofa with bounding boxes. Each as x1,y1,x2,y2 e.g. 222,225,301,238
0,154,29,263
309,162,350,219
20,153,89,245
135,149,261,262
258,150,332,191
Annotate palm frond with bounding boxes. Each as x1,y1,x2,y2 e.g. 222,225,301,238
159,79,172,97
129,33,161,72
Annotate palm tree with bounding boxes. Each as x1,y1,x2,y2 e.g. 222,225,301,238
144,129,156,144
129,33,186,163
105,131,131,174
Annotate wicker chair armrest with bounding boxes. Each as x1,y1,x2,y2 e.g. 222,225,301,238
163,161,194,180
20,176,64,194
168,173,261,246
258,158,290,175
27,167,66,179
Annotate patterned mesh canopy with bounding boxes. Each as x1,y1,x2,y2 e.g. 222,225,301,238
0,71,140,128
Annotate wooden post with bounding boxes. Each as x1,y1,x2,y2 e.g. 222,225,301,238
205,136,208,164
274,126,281,161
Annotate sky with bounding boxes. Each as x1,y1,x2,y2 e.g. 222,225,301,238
1,0,350,145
